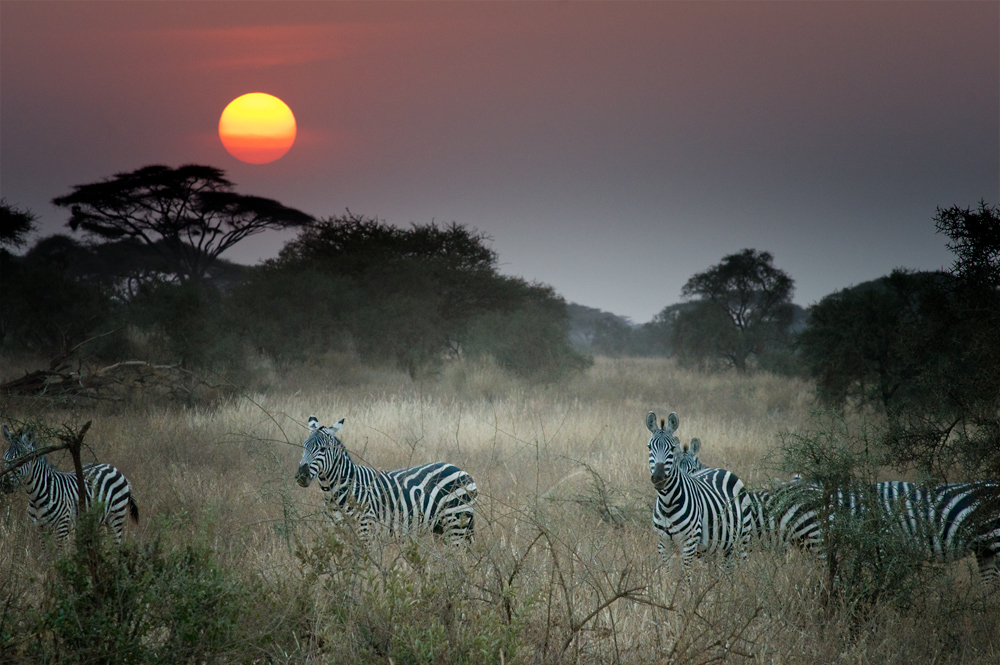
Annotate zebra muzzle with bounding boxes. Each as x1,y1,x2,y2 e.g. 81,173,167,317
295,467,312,487
651,464,667,490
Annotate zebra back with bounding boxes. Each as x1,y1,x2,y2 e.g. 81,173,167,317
848,480,999,583
681,436,821,552
744,479,823,551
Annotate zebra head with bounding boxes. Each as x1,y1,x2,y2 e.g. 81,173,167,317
646,411,680,490
295,416,345,488
1,424,33,493
678,437,705,474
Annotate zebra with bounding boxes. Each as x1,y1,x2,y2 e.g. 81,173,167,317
679,437,822,551
679,437,1000,583
677,437,704,474
819,479,1000,585
646,412,750,570
294,416,477,547
1,424,139,544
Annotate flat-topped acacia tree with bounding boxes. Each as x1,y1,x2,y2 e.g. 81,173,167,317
53,164,315,282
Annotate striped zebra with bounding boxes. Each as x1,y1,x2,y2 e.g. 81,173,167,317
679,438,821,551
677,437,704,474
646,412,750,570
679,438,1000,582
821,480,1000,585
1,425,138,544
294,416,477,546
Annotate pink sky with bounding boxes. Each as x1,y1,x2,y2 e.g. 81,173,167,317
2,1,997,321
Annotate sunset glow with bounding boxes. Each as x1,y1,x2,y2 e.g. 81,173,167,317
218,93,296,164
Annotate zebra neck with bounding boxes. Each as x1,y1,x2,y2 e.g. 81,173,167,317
656,471,685,503
24,457,50,492
321,451,359,492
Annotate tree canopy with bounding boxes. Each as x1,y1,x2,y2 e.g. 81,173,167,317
52,165,314,281
0,199,37,249
250,212,589,379
799,202,1000,479
673,249,795,371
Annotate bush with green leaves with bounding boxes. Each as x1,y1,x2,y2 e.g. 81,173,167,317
7,511,267,664
292,529,518,665
779,416,951,619
0,235,119,356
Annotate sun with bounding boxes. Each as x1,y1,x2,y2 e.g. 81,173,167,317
218,93,297,164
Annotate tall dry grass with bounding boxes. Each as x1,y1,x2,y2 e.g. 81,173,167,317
1,355,998,663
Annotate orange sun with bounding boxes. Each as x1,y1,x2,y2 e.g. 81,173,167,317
218,93,297,164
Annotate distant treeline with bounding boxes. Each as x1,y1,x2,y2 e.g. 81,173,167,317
2,169,998,477
0,167,589,383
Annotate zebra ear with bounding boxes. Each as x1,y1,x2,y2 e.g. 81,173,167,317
646,412,658,433
329,419,344,435
689,438,701,457
1,424,12,442
666,412,679,434
308,416,320,431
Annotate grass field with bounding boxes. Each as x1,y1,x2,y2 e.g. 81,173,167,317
2,356,998,664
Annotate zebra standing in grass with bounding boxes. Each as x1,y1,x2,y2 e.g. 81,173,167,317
680,438,822,551
1,425,139,544
294,416,477,546
646,412,750,570
685,434,1000,581
824,479,1000,585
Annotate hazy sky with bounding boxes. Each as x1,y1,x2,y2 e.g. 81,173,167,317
2,1,997,322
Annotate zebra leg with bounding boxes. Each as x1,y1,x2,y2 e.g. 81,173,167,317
106,509,126,544
441,508,475,548
680,539,699,572
977,552,999,588
656,538,674,572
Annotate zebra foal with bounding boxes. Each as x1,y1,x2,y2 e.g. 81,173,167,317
294,416,477,546
646,412,750,571
2,425,138,544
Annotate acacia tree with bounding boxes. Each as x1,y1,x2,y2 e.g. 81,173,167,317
0,199,37,249
673,248,795,372
52,165,314,282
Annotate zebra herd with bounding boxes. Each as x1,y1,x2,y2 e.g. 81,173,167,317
648,410,1000,585
3,411,999,588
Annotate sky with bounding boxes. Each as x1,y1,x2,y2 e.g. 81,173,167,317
2,1,997,323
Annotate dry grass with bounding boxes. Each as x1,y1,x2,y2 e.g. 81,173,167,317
2,355,998,664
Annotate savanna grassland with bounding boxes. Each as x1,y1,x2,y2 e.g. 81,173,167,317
2,356,998,664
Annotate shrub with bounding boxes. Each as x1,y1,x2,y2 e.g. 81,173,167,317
18,511,262,664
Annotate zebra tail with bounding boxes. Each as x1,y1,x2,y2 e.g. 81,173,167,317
128,495,139,524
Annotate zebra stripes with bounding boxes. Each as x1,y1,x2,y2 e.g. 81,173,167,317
822,480,1000,585
678,438,822,552
679,435,1000,583
677,437,704,474
1,425,138,544
294,416,477,546
646,412,750,570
